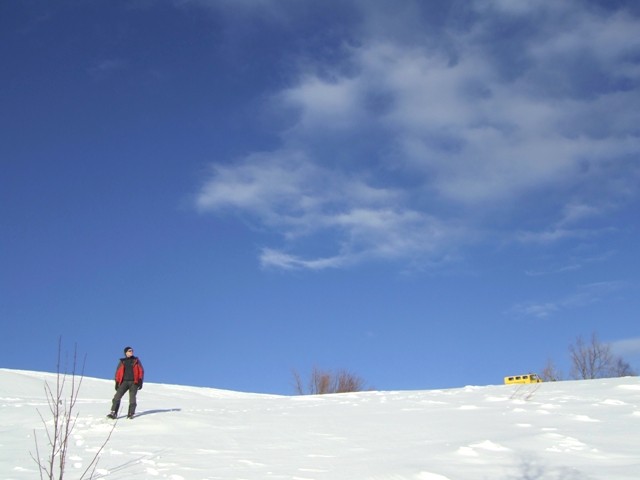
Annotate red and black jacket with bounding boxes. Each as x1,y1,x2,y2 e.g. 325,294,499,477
115,357,144,387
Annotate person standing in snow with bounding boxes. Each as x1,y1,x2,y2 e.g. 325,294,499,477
107,346,144,419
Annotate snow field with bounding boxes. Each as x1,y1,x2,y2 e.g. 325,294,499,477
1,369,639,479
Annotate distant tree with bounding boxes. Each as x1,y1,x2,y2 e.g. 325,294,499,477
540,358,563,382
569,333,637,380
613,357,637,377
292,367,368,395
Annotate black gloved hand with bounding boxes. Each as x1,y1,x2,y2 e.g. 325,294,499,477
138,381,143,390
115,382,119,391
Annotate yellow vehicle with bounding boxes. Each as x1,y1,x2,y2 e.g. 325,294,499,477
504,373,542,385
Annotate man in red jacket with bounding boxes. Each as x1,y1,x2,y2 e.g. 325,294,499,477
107,346,144,419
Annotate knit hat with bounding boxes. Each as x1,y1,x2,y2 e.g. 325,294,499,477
124,346,133,354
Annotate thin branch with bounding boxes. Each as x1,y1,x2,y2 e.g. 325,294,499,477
31,339,115,479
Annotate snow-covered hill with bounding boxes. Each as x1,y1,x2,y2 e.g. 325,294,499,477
1,368,639,479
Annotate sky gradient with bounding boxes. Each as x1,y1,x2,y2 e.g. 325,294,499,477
2,0,639,394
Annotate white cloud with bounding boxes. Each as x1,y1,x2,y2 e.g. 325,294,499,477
515,228,595,245
197,150,466,269
196,151,321,219
510,282,626,319
195,1,640,270
259,248,349,270
280,75,363,131
524,250,615,276
558,202,607,226
611,337,640,357
274,15,640,209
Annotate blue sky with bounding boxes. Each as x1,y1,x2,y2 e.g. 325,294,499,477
1,0,639,395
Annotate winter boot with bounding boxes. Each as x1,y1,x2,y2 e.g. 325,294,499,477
106,411,117,419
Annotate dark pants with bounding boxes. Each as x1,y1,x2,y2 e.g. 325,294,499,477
111,380,139,416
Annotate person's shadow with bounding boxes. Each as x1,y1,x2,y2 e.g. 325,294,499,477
134,408,181,417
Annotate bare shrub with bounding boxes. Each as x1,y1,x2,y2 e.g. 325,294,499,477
292,367,368,394
570,333,637,380
31,339,115,479
540,358,563,382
